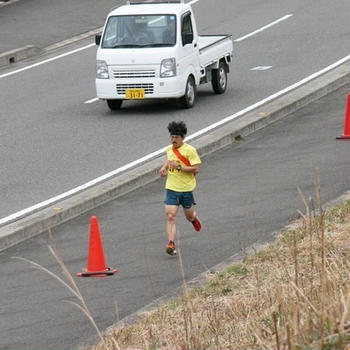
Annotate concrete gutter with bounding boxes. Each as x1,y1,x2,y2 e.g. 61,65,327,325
0,60,349,252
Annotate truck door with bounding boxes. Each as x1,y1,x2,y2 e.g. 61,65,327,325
179,12,200,86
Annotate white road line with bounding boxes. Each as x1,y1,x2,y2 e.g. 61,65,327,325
1,54,349,226
84,97,99,104
251,66,273,71
0,9,289,83
234,14,293,42
82,12,292,105
185,55,350,141
0,147,166,226
0,43,95,79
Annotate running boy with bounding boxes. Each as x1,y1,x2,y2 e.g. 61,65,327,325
159,121,202,256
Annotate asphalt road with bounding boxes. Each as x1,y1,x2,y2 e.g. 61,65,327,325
0,84,349,350
0,0,349,348
0,0,349,220
0,0,120,53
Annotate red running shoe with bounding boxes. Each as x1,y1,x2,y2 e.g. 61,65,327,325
165,241,177,256
191,217,202,232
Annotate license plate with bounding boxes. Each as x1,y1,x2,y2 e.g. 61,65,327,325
125,89,144,99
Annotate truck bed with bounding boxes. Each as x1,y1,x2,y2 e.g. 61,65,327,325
198,34,233,68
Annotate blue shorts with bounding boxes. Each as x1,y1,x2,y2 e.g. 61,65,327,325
164,189,196,209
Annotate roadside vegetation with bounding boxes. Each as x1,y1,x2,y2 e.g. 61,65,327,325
92,188,350,349
18,180,349,350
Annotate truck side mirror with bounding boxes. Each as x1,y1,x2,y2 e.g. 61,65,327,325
182,33,193,46
95,35,102,46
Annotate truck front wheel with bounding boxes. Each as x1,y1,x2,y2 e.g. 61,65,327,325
107,99,123,110
212,61,227,94
179,76,196,109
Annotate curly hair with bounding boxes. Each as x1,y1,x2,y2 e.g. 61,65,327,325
167,121,187,137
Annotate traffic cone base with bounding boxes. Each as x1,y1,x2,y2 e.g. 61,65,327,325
76,216,117,278
76,268,118,278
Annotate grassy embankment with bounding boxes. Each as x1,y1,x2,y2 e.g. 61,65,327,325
92,190,350,350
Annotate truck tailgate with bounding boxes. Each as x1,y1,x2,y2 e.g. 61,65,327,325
198,35,233,68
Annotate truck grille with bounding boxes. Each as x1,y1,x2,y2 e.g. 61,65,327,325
113,70,156,78
116,83,154,94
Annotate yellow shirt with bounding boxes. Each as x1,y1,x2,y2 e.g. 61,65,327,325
165,143,201,192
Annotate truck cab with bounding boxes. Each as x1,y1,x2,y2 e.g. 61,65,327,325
95,0,233,110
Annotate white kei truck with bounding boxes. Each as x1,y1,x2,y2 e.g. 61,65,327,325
95,0,233,110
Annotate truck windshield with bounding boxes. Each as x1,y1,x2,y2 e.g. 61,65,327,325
102,15,177,48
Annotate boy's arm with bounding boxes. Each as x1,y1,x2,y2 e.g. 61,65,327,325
159,160,169,177
176,163,200,175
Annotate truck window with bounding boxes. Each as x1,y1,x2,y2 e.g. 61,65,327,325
101,15,176,48
181,13,193,46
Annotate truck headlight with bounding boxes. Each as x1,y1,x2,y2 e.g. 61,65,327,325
96,60,109,79
160,58,176,78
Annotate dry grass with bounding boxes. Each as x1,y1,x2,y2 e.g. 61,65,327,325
93,197,350,350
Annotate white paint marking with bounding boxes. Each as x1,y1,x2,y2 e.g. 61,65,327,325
83,11,287,105
0,43,95,79
0,8,288,83
234,14,293,42
251,66,273,71
185,55,350,141
0,147,166,226
1,54,349,226
84,97,99,104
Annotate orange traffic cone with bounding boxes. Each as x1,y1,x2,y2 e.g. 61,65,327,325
336,94,350,140
76,216,118,277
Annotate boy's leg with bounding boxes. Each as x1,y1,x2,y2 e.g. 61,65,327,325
183,205,196,221
165,205,178,242
183,205,202,232
165,205,178,255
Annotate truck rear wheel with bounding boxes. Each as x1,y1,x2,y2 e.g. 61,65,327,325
179,76,196,108
107,99,123,110
212,61,227,94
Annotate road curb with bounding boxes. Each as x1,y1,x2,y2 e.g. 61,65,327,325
0,60,349,252
0,0,19,9
42,27,102,53
0,45,42,67
0,27,102,68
